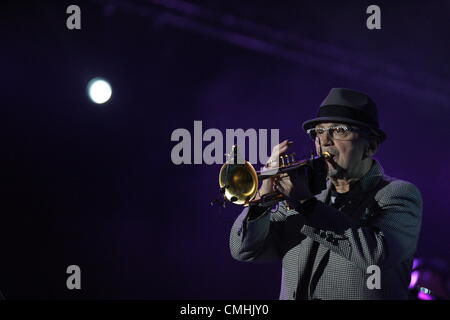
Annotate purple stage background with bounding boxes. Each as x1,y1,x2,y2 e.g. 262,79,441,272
1,0,449,299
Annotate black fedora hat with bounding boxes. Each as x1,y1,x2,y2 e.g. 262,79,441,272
302,88,386,142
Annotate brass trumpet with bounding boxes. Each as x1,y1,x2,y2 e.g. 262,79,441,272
217,145,332,207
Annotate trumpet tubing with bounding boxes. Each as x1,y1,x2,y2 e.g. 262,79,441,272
218,145,331,206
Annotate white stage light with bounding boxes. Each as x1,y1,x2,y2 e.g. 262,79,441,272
87,78,112,104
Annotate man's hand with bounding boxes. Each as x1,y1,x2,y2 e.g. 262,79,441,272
274,169,314,206
253,140,313,206
254,140,293,200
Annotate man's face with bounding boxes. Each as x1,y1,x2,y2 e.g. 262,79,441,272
312,122,369,179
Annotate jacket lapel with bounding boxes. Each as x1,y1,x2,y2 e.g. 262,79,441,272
307,159,386,297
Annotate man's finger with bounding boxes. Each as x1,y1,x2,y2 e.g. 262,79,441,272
275,184,285,195
278,145,291,155
273,140,293,152
278,173,289,179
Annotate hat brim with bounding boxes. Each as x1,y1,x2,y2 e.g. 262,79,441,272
302,116,387,142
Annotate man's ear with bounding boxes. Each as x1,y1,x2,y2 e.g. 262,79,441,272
362,138,377,159
367,138,378,157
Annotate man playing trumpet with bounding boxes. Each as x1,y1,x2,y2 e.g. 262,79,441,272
230,88,422,300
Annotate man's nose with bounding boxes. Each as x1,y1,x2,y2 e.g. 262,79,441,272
320,132,334,146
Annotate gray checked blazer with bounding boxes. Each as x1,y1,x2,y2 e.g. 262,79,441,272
229,159,422,300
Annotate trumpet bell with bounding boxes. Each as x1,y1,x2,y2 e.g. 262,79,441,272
219,161,258,205
215,145,330,208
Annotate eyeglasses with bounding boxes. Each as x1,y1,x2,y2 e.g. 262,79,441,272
306,125,368,141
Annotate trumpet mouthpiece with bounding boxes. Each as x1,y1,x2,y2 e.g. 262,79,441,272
322,151,332,159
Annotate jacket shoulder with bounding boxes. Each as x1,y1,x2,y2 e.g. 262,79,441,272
376,175,423,206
